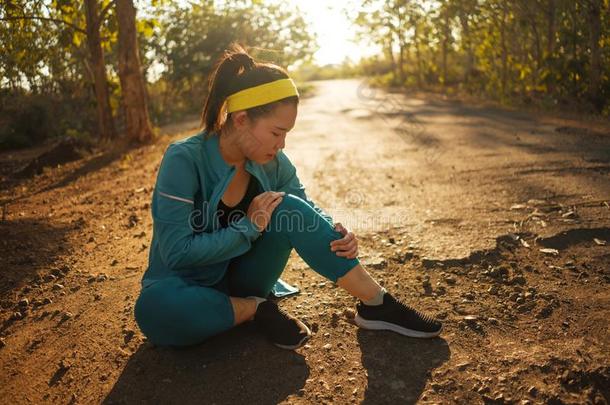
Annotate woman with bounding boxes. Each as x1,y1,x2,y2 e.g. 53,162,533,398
134,44,442,349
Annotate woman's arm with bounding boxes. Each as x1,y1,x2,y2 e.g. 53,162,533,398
152,144,262,271
275,150,334,224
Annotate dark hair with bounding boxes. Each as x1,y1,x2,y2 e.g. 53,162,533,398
200,43,299,136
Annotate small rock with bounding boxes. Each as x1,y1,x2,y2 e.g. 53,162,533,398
61,312,73,321
535,305,553,319
444,276,457,285
511,276,526,285
323,343,332,350
52,283,64,291
11,311,24,320
527,386,538,397
123,329,135,343
0,338,6,348
456,362,470,371
51,268,64,277
96,273,108,282
18,298,29,307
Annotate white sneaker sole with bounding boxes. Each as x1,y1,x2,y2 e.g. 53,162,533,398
354,314,443,338
273,321,312,350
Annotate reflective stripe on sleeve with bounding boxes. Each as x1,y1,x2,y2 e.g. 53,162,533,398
158,191,194,204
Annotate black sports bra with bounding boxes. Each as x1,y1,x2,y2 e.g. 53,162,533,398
217,175,261,228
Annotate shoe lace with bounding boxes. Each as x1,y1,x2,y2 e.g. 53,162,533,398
394,295,436,324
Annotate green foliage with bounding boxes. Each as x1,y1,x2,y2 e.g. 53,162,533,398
0,0,317,150
353,0,610,115
146,0,316,125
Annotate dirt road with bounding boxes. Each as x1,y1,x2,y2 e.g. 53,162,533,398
1,79,609,404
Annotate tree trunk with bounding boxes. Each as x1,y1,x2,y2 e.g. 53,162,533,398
459,12,474,85
396,8,405,85
546,0,556,56
84,0,117,140
441,12,449,86
414,24,422,87
531,18,542,88
587,0,602,109
500,3,508,97
116,0,154,143
398,41,405,84
386,29,397,81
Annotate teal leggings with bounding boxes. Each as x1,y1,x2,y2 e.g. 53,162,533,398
134,194,360,347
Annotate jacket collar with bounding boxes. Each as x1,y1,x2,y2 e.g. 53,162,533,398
203,130,269,191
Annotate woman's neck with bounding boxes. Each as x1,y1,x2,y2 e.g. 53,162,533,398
218,127,246,168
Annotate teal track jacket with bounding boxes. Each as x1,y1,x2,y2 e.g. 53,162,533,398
141,131,334,288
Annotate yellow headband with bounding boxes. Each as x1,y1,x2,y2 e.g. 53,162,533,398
225,78,299,113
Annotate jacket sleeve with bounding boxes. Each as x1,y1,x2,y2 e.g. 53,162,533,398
275,149,335,225
152,143,262,271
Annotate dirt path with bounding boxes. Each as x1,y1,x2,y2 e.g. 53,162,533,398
1,79,609,404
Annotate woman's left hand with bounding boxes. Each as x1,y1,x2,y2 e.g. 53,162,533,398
330,222,359,259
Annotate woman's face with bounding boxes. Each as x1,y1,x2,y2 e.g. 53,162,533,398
233,103,297,164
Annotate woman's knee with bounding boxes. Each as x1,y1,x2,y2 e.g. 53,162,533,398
134,277,234,347
267,193,324,233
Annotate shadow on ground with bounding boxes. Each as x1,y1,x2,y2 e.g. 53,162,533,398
104,322,309,405
0,218,72,297
105,321,450,405
358,331,450,404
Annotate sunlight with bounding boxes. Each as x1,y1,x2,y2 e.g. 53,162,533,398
288,0,379,65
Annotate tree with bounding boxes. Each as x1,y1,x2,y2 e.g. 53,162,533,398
0,0,117,140
84,0,117,140
116,0,154,143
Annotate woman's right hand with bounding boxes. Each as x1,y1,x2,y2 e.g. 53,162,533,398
247,191,285,232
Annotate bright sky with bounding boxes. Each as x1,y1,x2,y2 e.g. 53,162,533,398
167,0,378,67
289,0,379,66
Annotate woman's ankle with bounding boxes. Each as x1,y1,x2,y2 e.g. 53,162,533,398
337,264,384,302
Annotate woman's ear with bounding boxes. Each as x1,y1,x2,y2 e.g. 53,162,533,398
231,110,250,131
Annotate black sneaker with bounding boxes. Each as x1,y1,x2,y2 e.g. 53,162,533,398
254,300,312,350
355,292,443,338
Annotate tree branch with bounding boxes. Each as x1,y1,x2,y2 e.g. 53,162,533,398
99,0,117,24
0,15,87,35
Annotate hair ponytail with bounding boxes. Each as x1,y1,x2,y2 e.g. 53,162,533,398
201,44,299,137
201,43,256,134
